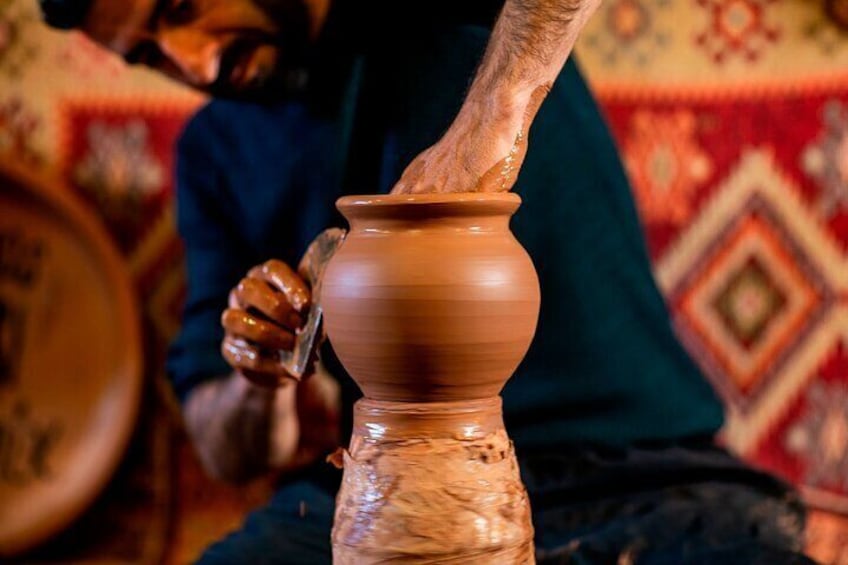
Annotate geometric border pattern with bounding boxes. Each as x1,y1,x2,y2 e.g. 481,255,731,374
658,149,845,455
750,310,848,513
671,193,830,411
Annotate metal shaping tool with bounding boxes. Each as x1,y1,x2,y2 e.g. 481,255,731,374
279,227,346,378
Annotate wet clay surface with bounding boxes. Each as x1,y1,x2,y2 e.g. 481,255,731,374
322,193,540,403
332,398,534,564
474,83,552,193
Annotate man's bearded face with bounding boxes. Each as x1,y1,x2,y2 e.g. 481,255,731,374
80,0,311,101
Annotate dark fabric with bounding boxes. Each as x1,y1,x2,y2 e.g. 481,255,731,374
523,441,811,563
166,9,724,448
196,443,813,564
197,481,335,565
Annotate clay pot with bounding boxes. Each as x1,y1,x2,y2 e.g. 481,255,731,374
322,192,540,402
323,193,539,563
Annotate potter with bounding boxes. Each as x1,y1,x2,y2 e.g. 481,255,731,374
42,0,813,563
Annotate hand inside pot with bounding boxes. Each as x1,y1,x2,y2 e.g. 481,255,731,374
390,85,550,195
221,259,312,387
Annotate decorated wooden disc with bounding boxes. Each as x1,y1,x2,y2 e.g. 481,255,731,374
0,160,142,556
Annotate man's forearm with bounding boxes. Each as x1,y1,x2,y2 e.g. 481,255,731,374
391,0,602,195
183,373,299,482
460,0,602,192
472,0,601,103
392,0,601,194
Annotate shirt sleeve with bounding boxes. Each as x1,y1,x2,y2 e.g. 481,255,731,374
166,111,253,403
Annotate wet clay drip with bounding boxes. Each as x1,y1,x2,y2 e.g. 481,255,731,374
332,398,534,564
474,83,552,193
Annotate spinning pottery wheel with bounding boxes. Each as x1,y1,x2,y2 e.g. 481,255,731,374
0,161,142,556
323,193,540,563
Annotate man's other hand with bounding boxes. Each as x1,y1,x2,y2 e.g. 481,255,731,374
221,259,311,388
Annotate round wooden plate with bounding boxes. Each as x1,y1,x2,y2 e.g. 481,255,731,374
0,160,143,556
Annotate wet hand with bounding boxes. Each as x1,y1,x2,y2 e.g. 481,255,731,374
391,85,550,195
221,259,311,388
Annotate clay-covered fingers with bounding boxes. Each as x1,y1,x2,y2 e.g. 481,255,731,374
231,266,309,331
257,259,310,314
391,155,431,195
229,277,303,331
220,259,312,386
220,309,295,350
220,336,293,388
225,260,311,348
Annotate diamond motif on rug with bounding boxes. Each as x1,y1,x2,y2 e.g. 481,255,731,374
711,254,787,352
60,102,195,255
657,150,843,468
750,327,848,505
802,99,848,249
583,0,671,66
673,195,826,406
625,110,712,226
786,377,848,492
695,0,781,63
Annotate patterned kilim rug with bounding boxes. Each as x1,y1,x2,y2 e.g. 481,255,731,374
575,0,848,515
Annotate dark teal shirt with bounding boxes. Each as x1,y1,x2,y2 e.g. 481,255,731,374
167,7,723,449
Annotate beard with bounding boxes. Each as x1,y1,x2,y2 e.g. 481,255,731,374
209,0,312,102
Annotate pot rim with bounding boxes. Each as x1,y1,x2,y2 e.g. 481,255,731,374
338,192,520,207
336,192,521,220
